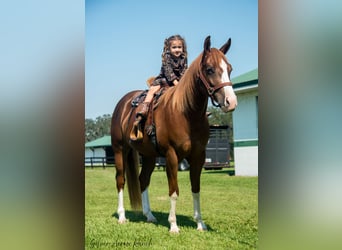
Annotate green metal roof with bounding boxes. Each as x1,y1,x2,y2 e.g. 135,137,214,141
232,68,258,84
85,135,111,148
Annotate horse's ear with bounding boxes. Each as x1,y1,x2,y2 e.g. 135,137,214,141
220,38,231,54
204,36,211,51
201,36,211,65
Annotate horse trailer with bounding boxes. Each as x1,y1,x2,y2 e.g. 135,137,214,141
203,125,231,170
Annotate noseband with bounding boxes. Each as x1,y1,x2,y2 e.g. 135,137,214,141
198,69,233,107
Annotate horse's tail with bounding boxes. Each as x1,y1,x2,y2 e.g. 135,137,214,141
125,149,142,210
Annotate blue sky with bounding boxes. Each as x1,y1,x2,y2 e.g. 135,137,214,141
85,0,258,119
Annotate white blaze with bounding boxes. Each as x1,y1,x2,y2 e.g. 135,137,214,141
220,59,230,83
220,59,237,110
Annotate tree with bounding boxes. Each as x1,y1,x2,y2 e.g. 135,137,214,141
85,114,112,142
207,106,233,126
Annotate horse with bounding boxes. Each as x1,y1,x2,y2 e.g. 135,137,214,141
110,36,237,233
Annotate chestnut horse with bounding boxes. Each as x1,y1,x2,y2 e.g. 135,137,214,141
111,36,237,233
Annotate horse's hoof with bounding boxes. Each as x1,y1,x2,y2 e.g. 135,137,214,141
197,222,207,231
169,226,180,233
147,218,157,223
147,217,157,223
118,217,127,224
145,212,157,223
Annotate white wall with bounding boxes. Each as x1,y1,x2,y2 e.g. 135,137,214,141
85,148,94,158
234,145,258,176
233,89,258,176
85,148,106,158
233,90,258,140
85,147,106,166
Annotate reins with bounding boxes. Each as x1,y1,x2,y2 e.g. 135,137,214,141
198,69,232,107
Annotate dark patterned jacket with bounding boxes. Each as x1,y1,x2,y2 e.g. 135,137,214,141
152,53,188,87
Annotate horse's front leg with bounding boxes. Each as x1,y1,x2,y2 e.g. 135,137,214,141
140,157,157,223
169,191,179,233
165,150,180,233
141,188,157,222
192,192,207,231
189,155,207,231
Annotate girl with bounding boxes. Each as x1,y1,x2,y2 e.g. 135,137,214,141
135,34,188,119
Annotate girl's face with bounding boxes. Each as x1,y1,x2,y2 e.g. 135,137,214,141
169,40,183,58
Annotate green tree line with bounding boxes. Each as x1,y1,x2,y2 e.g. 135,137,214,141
85,114,112,142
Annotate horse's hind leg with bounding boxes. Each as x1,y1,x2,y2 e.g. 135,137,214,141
139,157,157,222
114,150,127,223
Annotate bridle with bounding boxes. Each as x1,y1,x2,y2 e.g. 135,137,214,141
198,68,233,107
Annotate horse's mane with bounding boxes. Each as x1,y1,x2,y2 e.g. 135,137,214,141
160,54,202,113
160,48,227,113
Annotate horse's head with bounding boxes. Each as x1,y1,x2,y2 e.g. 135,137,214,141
199,36,237,112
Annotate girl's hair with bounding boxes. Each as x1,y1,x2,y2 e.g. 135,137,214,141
161,35,187,62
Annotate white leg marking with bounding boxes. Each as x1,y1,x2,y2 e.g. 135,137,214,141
117,189,127,223
142,189,157,222
168,191,180,233
192,192,207,231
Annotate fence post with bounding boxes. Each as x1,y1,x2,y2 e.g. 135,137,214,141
91,157,93,169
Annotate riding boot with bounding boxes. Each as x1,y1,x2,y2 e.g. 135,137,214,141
130,102,150,141
136,102,150,120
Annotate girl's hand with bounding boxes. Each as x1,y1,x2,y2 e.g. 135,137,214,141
173,80,179,85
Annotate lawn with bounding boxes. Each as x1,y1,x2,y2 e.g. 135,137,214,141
85,167,258,249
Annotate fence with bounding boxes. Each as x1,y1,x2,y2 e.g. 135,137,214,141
85,156,114,168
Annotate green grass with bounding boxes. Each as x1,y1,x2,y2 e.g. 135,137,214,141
85,168,258,249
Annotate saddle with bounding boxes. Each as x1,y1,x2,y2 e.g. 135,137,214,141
130,78,170,142
131,86,168,109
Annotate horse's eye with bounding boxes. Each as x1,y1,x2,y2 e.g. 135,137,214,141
206,68,215,75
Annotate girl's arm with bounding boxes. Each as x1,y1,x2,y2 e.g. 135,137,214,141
162,54,178,83
180,58,188,76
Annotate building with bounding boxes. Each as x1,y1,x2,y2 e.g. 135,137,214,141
85,135,113,166
231,68,258,176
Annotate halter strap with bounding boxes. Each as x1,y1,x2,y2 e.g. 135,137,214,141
198,69,232,96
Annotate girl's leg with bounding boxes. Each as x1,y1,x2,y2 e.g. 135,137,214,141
144,85,161,103
136,85,160,118
130,84,161,141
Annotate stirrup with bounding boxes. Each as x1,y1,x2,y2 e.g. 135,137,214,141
130,118,144,141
